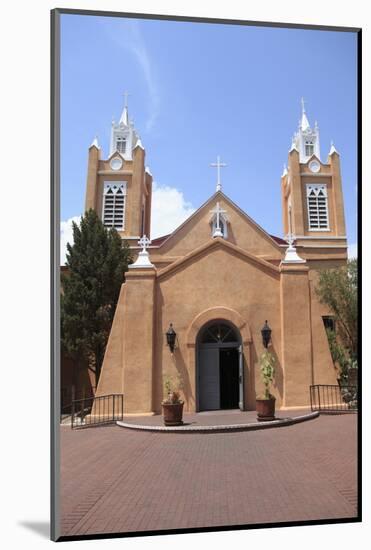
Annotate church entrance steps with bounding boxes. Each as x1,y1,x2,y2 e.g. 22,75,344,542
116,409,319,433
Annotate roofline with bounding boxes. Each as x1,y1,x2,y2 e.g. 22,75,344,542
154,190,283,251
157,237,280,281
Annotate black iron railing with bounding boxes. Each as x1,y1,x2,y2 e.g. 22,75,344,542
71,394,124,429
60,386,96,422
310,384,357,412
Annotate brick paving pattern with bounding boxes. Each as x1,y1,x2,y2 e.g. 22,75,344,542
60,413,358,537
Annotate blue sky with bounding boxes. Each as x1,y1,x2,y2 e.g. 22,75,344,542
60,14,357,257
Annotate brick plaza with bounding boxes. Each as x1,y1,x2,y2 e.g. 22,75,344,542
60,412,357,537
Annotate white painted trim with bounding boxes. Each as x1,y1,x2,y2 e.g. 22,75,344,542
300,172,332,177
296,244,348,249
98,170,132,176
294,235,347,240
306,228,331,232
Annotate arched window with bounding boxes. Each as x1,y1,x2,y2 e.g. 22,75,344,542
102,181,127,230
211,215,228,238
306,184,329,230
200,322,239,344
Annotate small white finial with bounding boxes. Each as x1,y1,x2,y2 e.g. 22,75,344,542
138,235,151,252
119,91,130,126
289,136,298,153
129,235,154,269
329,140,338,156
300,97,310,131
282,164,288,177
90,135,100,149
210,155,227,192
134,137,144,150
282,205,306,264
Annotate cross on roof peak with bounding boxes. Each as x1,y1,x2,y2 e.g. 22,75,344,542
210,155,227,192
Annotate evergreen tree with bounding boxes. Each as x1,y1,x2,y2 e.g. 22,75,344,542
61,209,132,386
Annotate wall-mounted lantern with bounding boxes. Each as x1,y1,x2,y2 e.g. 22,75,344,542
166,323,177,354
261,320,272,348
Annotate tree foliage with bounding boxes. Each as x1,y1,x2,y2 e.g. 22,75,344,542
315,259,358,374
61,209,132,385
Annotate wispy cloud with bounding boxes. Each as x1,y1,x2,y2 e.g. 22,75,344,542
106,19,160,132
151,182,195,238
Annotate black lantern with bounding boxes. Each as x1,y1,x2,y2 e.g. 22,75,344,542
166,323,177,354
261,320,272,348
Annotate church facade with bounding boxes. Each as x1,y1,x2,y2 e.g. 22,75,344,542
85,99,347,414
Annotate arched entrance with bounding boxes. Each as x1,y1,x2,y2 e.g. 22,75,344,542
197,321,243,411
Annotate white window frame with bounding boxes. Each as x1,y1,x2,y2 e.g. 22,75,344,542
211,214,228,238
305,140,314,157
116,136,127,154
102,181,127,231
306,184,330,231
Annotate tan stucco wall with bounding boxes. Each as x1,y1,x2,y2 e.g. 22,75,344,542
96,234,340,414
154,243,282,413
158,194,282,260
283,149,347,241
89,139,348,416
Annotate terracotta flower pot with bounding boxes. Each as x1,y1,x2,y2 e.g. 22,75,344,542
256,397,276,421
162,402,184,426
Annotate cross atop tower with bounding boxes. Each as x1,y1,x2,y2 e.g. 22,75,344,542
123,90,130,108
119,91,131,126
210,155,227,192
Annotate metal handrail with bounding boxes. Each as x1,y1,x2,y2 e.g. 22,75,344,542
310,384,357,413
71,394,124,429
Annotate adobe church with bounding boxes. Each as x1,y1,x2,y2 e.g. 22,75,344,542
85,98,347,414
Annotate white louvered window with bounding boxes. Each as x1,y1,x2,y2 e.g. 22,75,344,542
102,182,126,230
306,184,329,231
305,140,314,157
116,136,126,154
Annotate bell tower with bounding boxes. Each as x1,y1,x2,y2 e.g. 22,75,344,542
85,94,153,244
281,100,347,252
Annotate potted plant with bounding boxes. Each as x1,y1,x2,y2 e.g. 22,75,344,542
256,350,276,421
162,375,184,426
